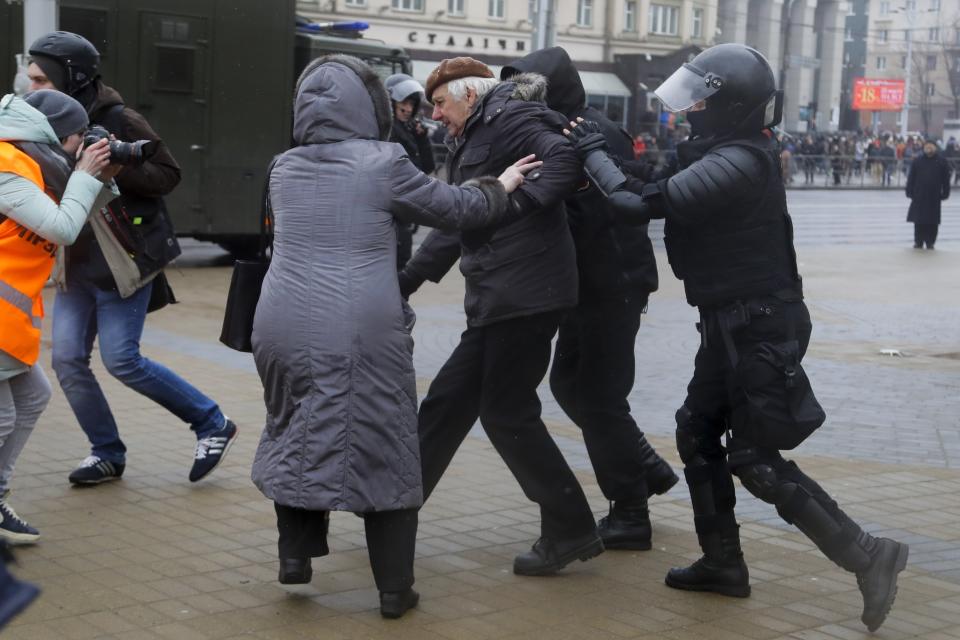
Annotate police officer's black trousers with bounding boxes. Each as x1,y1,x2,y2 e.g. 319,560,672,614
418,311,597,540
274,504,417,593
550,295,653,502
677,300,872,572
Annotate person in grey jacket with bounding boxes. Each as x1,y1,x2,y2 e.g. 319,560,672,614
398,57,602,577
249,55,537,619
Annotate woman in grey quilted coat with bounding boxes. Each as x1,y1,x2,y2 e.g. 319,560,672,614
250,55,537,618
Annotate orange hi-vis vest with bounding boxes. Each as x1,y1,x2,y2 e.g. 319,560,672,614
0,141,59,366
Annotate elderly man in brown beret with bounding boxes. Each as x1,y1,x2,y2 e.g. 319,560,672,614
399,57,602,576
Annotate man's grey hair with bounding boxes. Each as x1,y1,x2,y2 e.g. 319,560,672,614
445,76,500,102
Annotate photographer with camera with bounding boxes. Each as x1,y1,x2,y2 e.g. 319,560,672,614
27,31,238,486
384,74,435,269
1,89,118,542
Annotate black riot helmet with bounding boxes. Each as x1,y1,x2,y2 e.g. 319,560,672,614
655,44,783,138
28,31,101,96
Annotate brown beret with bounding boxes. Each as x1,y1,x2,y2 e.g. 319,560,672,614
425,57,494,103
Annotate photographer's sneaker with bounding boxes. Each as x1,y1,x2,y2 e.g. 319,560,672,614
0,502,39,544
68,456,124,485
189,419,238,482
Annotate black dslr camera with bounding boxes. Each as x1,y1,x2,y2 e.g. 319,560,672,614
82,125,158,166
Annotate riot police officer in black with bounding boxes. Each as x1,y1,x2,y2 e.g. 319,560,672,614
566,44,908,632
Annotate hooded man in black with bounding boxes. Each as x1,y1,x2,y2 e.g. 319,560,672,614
501,47,678,552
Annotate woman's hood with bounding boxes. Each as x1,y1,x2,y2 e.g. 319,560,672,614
0,94,61,145
292,55,392,145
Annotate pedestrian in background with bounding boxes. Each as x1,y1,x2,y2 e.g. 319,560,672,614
384,73,435,270
250,54,537,618
906,140,950,249
881,140,896,187
0,90,116,542
800,135,816,184
27,31,237,485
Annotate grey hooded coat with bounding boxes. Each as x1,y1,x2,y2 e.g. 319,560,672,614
250,55,512,512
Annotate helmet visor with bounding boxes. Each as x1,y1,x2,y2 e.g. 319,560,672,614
654,63,721,113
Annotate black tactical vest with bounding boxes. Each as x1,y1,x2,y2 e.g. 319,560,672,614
664,135,802,308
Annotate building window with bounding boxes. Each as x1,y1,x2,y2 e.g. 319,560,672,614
931,0,940,9
488,0,504,19
905,0,916,9
392,0,423,11
844,27,853,41
649,4,679,36
878,29,888,43
576,0,593,26
901,55,907,67
927,54,937,70
929,27,940,41
624,1,637,32
877,56,886,70
344,0,366,6
879,1,889,15
692,8,703,38
926,82,935,96
448,0,465,16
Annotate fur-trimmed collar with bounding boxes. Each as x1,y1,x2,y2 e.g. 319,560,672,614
508,72,548,104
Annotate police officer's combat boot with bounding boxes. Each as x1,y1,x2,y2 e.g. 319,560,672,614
638,436,680,496
665,460,750,597
665,527,750,598
598,497,651,550
778,479,909,632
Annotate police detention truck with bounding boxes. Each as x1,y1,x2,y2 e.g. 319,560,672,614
1,0,411,257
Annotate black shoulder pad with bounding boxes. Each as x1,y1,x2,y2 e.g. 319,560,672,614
663,144,767,216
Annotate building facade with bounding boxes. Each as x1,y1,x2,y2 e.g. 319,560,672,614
715,0,847,133
297,0,718,131
863,0,959,138
841,0,870,131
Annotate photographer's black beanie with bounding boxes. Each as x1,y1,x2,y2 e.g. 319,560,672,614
29,55,69,94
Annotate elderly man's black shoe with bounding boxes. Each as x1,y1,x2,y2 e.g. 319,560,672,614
278,558,312,584
513,531,604,576
380,588,419,618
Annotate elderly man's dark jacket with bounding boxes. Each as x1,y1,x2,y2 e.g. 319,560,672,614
402,74,580,326
502,47,658,301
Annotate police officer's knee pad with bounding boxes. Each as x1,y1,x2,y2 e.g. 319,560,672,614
732,461,784,504
675,405,700,463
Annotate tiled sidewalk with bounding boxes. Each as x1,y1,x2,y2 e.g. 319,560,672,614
4,243,960,639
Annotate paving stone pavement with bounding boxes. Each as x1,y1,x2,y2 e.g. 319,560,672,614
4,191,960,639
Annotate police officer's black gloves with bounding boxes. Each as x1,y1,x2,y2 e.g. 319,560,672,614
397,269,421,300
566,120,608,159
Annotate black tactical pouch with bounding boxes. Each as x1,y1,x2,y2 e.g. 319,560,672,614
735,339,825,449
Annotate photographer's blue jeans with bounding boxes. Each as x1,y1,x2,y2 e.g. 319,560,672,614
51,276,224,465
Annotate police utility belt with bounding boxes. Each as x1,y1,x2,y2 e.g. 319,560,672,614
697,289,825,450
